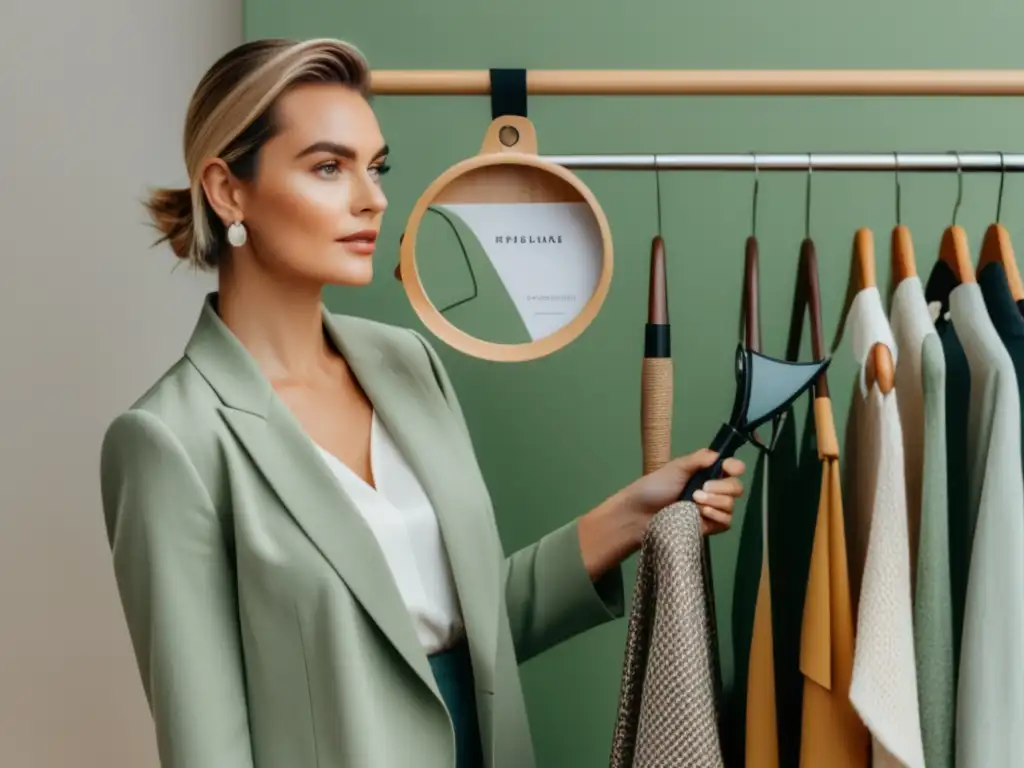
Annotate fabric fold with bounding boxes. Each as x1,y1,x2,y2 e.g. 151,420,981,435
609,501,723,768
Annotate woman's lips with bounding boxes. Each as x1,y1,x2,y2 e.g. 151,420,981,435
338,230,377,256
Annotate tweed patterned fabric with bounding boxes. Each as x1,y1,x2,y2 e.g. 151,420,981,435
609,500,724,768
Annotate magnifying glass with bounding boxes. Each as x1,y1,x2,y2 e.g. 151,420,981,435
395,115,614,363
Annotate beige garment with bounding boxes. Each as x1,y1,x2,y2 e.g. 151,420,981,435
843,287,924,768
799,397,870,767
609,500,722,768
746,458,779,767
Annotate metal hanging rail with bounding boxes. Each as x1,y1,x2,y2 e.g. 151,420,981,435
537,152,1024,172
369,69,1024,96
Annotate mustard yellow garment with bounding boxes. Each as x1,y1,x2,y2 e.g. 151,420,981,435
799,397,869,767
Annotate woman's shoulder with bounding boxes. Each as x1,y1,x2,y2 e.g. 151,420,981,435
100,353,228,487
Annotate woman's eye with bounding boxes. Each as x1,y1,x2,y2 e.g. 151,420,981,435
314,161,340,178
369,163,391,181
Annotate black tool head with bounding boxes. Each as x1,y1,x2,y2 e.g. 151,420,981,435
727,343,831,442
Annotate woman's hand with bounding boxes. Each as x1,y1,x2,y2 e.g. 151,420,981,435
577,449,746,582
625,449,746,536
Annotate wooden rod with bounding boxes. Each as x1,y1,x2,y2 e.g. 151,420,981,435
369,69,1024,96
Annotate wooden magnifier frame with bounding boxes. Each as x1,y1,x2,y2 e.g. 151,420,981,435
397,115,615,362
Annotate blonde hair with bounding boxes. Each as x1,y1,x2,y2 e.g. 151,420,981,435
146,38,371,269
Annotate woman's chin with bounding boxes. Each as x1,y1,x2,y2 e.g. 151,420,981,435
321,259,374,287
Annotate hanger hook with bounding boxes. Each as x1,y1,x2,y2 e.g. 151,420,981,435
951,150,963,226
804,153,813,239
751,152,759,236
654,153,663,237
997,150,1006,224
894,151,902,225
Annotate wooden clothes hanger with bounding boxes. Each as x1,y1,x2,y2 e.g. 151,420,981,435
938,152,977,286
855,229,895,393
786,158,830,398
890,153,917,288
976,153,1024,301
786,234,841,459
833,228,895,393
786,238,830,397
742,158,763,353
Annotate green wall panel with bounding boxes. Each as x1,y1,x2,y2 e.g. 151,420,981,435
244,2,1024,764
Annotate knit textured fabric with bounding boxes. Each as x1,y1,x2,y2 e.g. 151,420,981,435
609,500,724,768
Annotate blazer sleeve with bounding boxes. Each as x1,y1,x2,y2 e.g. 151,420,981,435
100,408,255,768
407,329,625,662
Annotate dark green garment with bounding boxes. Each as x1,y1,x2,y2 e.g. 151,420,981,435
924,261,973,681
428,640,485,768
721,449,767,767
979,261,1024,436
722,400,819,768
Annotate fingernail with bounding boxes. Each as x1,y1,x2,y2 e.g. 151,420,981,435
702,482,712,492
693,490,707,502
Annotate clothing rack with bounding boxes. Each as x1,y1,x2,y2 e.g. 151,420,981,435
538,152,1024,172
371,69,1024,172
369,69,1024,96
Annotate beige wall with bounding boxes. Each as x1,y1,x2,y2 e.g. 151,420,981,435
0,1,241,765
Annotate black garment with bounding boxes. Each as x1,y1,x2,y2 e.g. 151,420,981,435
978,261,1024,396
923,260,972,680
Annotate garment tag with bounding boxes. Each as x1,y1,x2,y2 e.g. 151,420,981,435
433,202,604,340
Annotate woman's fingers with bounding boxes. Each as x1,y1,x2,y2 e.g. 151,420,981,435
700,506,732,534
699,477,744,497
721,457,746,477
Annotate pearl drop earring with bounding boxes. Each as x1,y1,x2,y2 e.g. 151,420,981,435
227,220,248,247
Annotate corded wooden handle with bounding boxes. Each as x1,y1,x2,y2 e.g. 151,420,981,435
641,357,673,474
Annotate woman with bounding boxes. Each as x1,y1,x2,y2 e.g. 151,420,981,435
99,37,745,768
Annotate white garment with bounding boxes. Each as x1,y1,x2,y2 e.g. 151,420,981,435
843,286,925,768
949,283,1024,767
889,277,936,575
315,411,464,654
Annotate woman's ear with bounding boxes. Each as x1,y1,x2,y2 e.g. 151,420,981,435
199,158,245,226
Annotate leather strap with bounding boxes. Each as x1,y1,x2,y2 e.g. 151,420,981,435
489,68,527,119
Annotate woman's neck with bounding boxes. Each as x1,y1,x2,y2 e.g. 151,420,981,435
217,261,332,385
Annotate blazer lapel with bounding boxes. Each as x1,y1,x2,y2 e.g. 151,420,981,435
183,295,440,699
325,313,501,692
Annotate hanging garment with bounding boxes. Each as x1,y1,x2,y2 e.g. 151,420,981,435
721,451,770,768
798,396,869,768
841,286,925,768
745,455,779,768
764,407,816,768
609,500,723,768
923,262,972,676
889,276,954,768
734,252,780,768
979,261,1024,451
772,243,840,768
945,280,1024,767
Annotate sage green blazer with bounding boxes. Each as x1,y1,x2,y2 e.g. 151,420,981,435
99,293,625,768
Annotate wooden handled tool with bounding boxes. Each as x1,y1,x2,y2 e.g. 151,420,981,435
641,236,672,474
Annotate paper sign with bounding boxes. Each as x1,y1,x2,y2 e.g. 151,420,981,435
433,202,604,341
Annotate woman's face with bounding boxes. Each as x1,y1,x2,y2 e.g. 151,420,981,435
213,82,390,287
